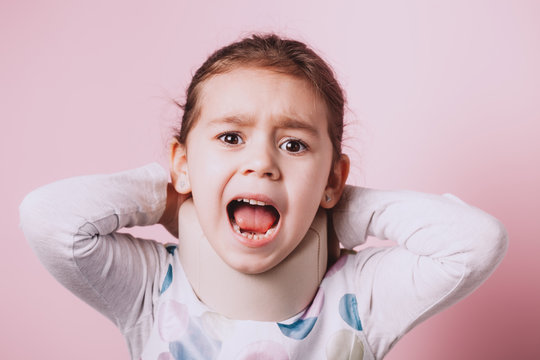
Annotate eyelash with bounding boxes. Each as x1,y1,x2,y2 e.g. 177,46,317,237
216,132,309,154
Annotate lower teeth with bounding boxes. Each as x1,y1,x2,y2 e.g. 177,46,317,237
233,223,274,240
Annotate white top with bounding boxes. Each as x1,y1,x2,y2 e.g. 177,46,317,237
19,163,508,359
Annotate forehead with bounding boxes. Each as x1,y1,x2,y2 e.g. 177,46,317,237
197,67,328,123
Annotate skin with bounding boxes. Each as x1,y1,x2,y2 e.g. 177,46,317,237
163,67,349,274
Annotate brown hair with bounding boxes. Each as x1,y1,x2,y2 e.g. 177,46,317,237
174,33,345,162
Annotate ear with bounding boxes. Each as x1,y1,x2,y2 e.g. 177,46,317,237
320,154,350,209
169,139,192,194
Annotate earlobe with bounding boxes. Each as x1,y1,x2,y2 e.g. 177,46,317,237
320,154,350,209
169,139,192,194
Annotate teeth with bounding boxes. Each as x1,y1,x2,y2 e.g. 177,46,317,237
236,198,267,206
232,223,276,240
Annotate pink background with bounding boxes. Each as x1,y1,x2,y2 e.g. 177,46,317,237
2,0,539,359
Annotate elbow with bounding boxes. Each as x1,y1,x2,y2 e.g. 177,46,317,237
467,213,509,275
19,190,46,247
19,187,59,249
480,215,508,256
19,190,41,234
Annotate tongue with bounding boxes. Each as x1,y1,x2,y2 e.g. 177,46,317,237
233,203,277,233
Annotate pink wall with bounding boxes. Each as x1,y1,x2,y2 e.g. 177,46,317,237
2,0,538,358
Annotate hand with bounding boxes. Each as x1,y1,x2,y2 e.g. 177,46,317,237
158,183,189,238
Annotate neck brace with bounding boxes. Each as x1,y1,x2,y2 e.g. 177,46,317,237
177,199,328,322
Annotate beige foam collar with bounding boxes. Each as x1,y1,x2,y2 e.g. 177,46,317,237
177,199,328,322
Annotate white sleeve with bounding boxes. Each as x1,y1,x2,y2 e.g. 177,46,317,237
19,163,170,359
332,185,508,358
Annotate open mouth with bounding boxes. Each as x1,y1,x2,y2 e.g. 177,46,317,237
227,198,281,243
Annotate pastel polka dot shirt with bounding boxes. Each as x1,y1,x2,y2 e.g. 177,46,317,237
19,164,508,359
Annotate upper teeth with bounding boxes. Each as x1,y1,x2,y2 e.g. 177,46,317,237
237,198,267,206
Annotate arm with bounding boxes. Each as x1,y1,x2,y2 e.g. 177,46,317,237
19,163,171,358
332,185,508,358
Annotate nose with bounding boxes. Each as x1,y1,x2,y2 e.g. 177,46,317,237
240,142,280,180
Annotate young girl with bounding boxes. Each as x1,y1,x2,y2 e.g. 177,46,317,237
19,34,508,359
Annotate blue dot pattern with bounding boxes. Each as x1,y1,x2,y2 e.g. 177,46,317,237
160,264,173,295
339,294,363,331
169,320,221,360
277,317,318,340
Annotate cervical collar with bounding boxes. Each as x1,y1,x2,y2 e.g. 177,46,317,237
177,199,328,322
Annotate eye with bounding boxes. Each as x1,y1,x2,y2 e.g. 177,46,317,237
218,132,244,145
279,138,307,154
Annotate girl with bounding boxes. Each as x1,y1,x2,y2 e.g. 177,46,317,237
19,34,508,359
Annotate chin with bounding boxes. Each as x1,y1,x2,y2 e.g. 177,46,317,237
226,255,278,275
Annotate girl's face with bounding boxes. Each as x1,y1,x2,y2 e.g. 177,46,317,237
173,67,343,274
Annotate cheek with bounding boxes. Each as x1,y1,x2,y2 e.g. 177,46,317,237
292,156,332,191
287,161,330,218
186,150,221,215
187,143,230,189
187,149,237,226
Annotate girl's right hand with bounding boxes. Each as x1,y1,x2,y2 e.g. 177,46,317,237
158,183,190,238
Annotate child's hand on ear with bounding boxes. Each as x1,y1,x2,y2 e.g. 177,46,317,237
159,183,189,238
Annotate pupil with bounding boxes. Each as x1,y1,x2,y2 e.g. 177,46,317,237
287,141,300,152
226,134,237,144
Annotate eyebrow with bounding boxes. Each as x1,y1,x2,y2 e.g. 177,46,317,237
208,116,249,127
208,115,320,137
276,118,319,137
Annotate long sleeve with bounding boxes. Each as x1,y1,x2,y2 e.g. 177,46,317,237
19,163,170,359
332,185,508,358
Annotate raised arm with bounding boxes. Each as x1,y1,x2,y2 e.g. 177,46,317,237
332,185,508,358
19,163,171,358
